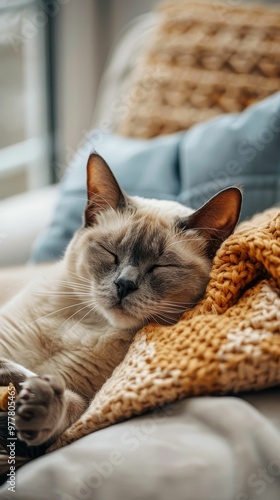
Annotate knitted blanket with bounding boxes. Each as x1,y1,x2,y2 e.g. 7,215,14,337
51,208,280,451
117,0,280,138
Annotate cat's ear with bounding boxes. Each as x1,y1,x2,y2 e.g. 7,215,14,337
181,187,242,258
85,153,126,226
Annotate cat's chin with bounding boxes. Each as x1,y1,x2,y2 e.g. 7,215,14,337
102,306,145,332
100,304,183,330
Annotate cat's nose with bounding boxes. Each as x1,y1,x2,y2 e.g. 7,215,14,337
115,277,138,301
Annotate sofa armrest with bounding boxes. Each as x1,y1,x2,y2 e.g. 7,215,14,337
0,185,59,267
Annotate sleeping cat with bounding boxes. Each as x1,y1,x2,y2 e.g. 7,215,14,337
0,153,242,457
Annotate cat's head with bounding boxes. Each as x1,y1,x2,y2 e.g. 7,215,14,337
65,153,242,331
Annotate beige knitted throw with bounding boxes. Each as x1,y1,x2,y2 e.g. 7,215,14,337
51,207,280,451
117,0,280,138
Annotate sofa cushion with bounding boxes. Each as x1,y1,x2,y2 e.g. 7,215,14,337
177,90,280,213
117,0,280,138
0,186,58,266
2,393,280,500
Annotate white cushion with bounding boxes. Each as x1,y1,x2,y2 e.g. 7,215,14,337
0,185,58,266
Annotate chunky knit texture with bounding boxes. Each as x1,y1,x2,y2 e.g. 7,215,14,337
117,0,280,138
51,207,280,451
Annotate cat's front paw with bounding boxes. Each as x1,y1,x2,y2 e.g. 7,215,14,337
15,375,66,446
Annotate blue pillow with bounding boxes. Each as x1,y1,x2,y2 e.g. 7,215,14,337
31,92,280,263
177,91,280,216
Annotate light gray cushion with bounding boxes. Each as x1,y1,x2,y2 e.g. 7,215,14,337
2,390,280,500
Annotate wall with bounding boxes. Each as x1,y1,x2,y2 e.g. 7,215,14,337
54,0,157,174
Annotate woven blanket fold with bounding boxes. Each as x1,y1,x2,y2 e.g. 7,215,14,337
51,209,280,451
117,0,280,138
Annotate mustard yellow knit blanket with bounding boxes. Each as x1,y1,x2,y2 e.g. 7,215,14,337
52,208,280,450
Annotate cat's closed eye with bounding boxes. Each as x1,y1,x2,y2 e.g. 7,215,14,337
147,265,159,274
147,264,178,273
99,244,119,266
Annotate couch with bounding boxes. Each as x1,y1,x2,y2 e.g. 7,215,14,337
0,3,280,500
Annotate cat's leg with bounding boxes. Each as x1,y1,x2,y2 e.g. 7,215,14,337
0,358,86,446
0,358,40,480
0,366,87,481
15,375,87,446
0,358,36,391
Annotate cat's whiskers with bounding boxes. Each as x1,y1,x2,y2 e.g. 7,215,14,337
67,270,93,284
158,298,197,306
157,309,184,324
53,278,92,289
22,300,94,330
30,288,91,300
147,311,174,326
156,306,188,314
160,302,196,308
31,290,90,297
33,293,89,297
59,283,92,292
58,300,98,332
67,302,100,334
157,301,197,311
48,301,99,356
143,298,198,325
49,281,92,294
146,312,160,325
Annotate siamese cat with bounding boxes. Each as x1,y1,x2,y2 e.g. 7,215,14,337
0,153,242,459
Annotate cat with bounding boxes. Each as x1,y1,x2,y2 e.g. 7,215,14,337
0,153,242,464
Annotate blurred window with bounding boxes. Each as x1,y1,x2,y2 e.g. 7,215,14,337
0,0,51,199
